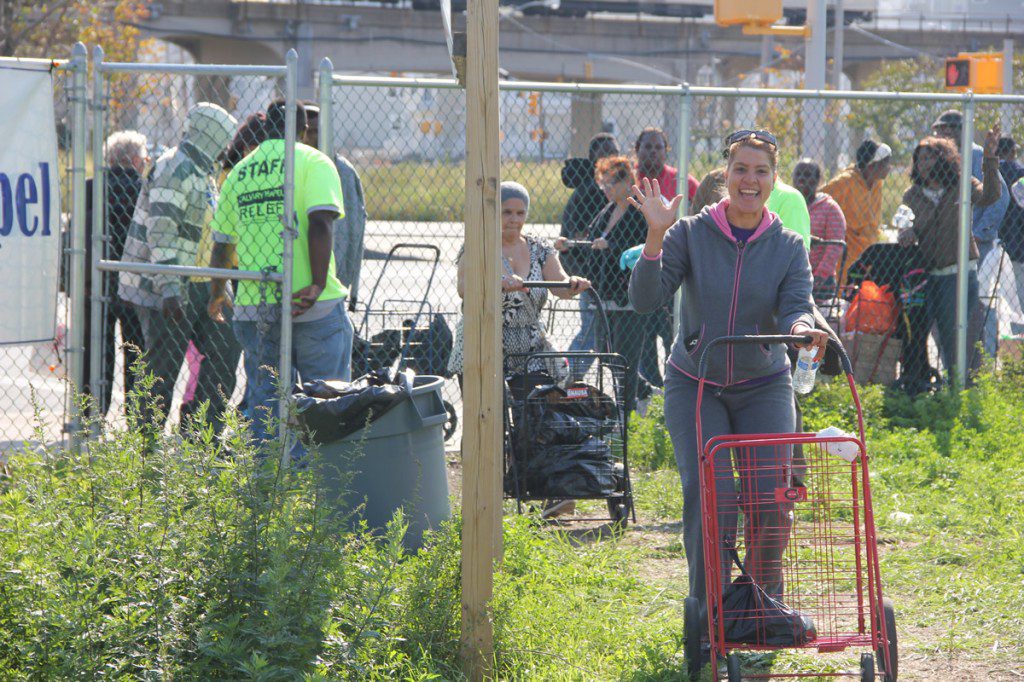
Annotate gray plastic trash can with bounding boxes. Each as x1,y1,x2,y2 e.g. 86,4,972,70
315,375,450,550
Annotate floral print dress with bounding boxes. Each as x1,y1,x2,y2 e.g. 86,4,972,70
448,234,566,378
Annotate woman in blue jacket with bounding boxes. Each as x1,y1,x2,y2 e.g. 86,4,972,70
628,131,828,621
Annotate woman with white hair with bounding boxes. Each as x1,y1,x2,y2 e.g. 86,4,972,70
449,181,590,379
79,130,150,417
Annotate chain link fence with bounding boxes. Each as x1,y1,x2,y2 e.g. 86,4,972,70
5,54,1024,459
326,74,1024,425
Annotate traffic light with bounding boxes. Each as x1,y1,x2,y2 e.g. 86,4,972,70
714,0,781,27
945,59,970,89
945,53,1004,94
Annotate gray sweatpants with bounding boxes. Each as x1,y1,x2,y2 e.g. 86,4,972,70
664,365,796,618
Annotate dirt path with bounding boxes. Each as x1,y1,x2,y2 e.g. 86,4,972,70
444,455,1024,681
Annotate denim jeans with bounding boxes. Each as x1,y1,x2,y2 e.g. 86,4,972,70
232,302,354,446
567,290,598,377
639,306,672,388
926,270,981,379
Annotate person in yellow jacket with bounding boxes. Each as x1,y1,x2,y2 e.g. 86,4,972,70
820,139,892,284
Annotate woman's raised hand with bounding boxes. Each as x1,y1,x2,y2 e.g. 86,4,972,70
983,122,1002,158
628,177,682,239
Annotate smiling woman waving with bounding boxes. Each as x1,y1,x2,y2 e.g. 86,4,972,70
627,130,828,638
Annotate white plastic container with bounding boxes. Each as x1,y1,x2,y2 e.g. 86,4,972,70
817,426,860,463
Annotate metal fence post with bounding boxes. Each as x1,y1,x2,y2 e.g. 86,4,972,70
955,93,975,389
674,83,691,335
67,42,89,450
318,57,334,156
279,49,298,465
89,46,106,434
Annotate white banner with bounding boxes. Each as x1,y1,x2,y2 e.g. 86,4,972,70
0,65,62,345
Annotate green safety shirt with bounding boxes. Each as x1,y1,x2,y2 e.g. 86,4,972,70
212,139,346,320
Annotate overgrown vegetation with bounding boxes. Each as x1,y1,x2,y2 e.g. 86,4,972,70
2,365,1023,678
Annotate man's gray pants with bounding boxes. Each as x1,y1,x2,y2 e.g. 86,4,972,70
663,366,796,621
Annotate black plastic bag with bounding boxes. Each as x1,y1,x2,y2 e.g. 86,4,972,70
523,438,617,497
351,330,403,377
720,545,816,647
402,313,454,378
292,370,411,444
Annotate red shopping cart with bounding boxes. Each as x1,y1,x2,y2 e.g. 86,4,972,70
685,335,897,681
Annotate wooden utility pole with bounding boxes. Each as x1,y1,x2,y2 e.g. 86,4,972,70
459,0,502,675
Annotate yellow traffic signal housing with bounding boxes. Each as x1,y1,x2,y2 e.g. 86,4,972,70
945,52,1004,94
714,0,782,27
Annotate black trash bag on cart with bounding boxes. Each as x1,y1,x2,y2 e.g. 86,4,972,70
402,313,454,378
507,381,619,498
351,329,403,377
720,544,817,647
292,369,412,444
523,437,618,497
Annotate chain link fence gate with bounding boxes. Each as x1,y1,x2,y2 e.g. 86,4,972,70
0,51,81,464
323,73,1024,426
89,50,301,456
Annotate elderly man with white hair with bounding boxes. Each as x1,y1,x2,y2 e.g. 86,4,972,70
118,102,241,429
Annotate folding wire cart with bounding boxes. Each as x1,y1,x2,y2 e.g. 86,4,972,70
502,282,635,526
685,335,897,681
810,236,848,330
353,242,459,440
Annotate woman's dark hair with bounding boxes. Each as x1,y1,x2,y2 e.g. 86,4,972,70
219,111,268,171
634,127,669,152
725,136,778,170
910,136,960,188
595,155,635,185
588,132,619,163
265,98,307,139
855,139,882,171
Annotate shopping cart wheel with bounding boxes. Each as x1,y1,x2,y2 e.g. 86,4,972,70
875,598,899,681
443,399,458,442
726,652,742,681
683,596,702,681
607,499,629,527
860,652,875,681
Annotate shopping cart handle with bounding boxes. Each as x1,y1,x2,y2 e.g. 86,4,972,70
697,334,853,380
521,280,582,289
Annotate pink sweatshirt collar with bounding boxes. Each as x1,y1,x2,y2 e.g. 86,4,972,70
706,198,779,244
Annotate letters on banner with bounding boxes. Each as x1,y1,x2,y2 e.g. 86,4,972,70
0,64,62,344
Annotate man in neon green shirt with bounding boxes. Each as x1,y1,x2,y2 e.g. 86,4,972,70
208,99,351,443
767,178,812,249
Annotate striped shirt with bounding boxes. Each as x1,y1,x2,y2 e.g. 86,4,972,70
807,192,847,279
118,142,218,308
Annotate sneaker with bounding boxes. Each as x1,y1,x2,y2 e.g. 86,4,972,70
541,499,576,519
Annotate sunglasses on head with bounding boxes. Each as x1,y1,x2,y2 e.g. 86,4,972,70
724,129,778,149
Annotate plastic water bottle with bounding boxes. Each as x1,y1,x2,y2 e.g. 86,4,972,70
891,204,915,230
792,347,819,395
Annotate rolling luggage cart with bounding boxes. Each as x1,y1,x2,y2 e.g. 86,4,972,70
685,335,897,681
810,236,848,330
353,243,459,441
502,282,635,526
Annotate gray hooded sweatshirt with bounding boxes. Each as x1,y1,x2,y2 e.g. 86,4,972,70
628,199,814,387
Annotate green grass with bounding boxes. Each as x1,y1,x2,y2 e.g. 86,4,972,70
2,364,1023,678
361,161,573,224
